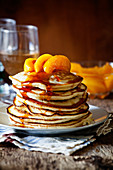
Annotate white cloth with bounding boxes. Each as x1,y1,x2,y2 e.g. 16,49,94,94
0,126,96,155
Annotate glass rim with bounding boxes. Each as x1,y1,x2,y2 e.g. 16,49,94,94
0,24,38,33
0,18,16,24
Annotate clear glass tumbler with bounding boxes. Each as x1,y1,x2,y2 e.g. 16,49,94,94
0,18,16,99
0,25,39,103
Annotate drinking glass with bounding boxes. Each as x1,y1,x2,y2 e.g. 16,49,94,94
0,25,39,103
0,18,16,29
0,18,16,100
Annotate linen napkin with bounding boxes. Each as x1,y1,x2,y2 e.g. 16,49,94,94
0,101,113,156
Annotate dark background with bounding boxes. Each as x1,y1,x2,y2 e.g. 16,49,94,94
0,0,113,62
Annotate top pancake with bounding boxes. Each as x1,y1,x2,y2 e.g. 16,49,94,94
9,71,83,91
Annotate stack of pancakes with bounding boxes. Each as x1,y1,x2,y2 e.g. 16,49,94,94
7,71,93,129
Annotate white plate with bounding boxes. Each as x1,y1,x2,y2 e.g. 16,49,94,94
0,104,109,136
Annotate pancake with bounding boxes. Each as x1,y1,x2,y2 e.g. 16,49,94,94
15,92,88,111
13,99,89,116
12,83,87,101
8,103,89,120
9,112,93,129
7,105,89,123
7,70,93,129
9,71,83,91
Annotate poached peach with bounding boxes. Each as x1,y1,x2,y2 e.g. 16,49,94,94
24,58,36,72
34,54,52,72
43,55,71,73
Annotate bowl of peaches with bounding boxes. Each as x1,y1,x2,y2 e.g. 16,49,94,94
71,61,113,99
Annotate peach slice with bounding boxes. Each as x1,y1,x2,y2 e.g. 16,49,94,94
82,76,107,94
71,62,99,74
97,62,113,75
71,62,82,73
71,62,113,75
104,74,113,91
34,54,52,72
24,58,36,72
43,55,71,73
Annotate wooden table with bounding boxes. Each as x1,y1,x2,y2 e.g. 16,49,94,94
0,94,113,170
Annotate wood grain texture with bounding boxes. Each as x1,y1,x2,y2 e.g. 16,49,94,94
0,135,113,170
0,0,113,62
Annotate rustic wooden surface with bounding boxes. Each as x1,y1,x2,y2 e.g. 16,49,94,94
0,94,113,170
